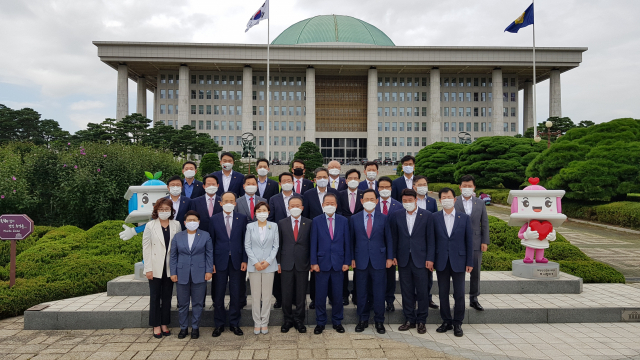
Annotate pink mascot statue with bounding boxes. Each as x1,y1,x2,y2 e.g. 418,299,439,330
508,177,567,264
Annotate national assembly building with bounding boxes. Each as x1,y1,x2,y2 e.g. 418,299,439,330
94,15,586,163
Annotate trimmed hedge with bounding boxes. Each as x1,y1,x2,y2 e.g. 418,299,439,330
427,183,510,205
562,201,640,230
0,226,55,268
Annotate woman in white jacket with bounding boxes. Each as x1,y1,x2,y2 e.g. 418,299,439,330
142,198,181,338
244,201,279,335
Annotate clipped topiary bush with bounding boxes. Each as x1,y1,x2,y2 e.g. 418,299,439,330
0,226,54,267
415,142,464,183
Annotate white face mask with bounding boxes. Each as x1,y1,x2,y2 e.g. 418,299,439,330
461,188,475,198
158,211,171,220
379,189,391,198
403,166,414,174
328,169,340,176
169,186,182,197
222,162,233,171
183,170,196,179
289,207,302,217
322,205,337,215
403,202,416,212
281,183,294,192
255,212,268,222
347,180,359,189
363,201,377,212
185,221,199,231
416,186,428,196
316,178,328,188
245,185,257,194
366,172,377,181
257,168,269,177
205,186,218,195
441,199,455,210
222,203,235,213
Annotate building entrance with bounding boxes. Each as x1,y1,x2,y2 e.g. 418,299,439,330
317,138,367,164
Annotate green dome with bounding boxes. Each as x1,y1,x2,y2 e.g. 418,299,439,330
272,15,395,46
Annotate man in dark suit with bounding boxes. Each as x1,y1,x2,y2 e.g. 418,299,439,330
189,174,222,233
391,155,416,202
327,160,347,191
310,193,351,335
268,172,295,308
277,195,311,334
292,159,314,195
235,174,266,222
256,158,279,201
432,187,473,337
359,162,379,192
413,175,438,213
338,168,364,305
213,152,244,198
302,167,338,309
165,175,192,230
456,175,489,311
377,176,403,312
209,191,248,337
350,189,393,334
182,161,205,199
388,188,435,335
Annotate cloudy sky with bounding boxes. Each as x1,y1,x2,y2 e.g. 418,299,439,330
1,0,638,133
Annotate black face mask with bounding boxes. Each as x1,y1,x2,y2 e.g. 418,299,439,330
293,168,304,177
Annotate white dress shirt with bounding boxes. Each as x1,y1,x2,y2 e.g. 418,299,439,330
406,210,417,235
416,196,427,210
364,210,375,228
404,175,414,190
462,197,473,216
187,232,196,250
379,198,391,213
222,171,232,191
171,197,180,214
444,209,456,237
282,192,293,217
325,213,336,233
317,187,327,205
291,215,302,229
367,180,376,189
258,225,266,243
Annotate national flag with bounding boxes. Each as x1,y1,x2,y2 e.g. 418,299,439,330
245,0,269,33
505,3,534,33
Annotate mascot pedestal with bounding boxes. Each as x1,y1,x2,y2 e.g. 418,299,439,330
507,178,567,280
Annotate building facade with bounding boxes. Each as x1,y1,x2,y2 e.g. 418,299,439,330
95,15,586,162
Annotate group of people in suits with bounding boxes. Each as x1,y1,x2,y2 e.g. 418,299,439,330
141,153,489,339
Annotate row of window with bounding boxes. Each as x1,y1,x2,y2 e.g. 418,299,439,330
188,105,242,116
378,137,426,147
253,121,304,131
212,135,303,147
253,91,304,101
376,77,518,88
252,76,305,87
377,122,427,132
441,122,517,132
378,152,415,162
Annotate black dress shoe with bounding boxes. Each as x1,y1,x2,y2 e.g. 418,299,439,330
191,328,199,339
436,322,453,333
178,329,188,339
295,322,307,333
314,325,324,334
333,324,345,333
398,321,416,331
385,302,395,312
355,321,368,332
211,327,224,337
240,301,247,308
162,330,171,336
343,297,350,306
230,326,244,336
153,332,162,339
273,301,282,309
281,322,293,333
351,296,357,306
429,300,439,309
417,323,426,334
309,301,315,309
453,324,464,337
470,301,484,311
375,322,386,334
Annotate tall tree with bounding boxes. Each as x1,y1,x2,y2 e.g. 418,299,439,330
523,116,576,141
292,141,323,180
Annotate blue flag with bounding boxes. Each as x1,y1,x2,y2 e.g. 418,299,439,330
505,3,534,33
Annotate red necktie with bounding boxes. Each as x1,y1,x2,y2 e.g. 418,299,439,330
250,197,254,219
294,219,299,241
296,180,301,194
328,217,334,240
383,200,388,215
366,213,372,238
369,181,374,189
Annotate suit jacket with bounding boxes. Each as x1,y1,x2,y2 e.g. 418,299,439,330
142,219,181,277
293,177,314,195
391,175,413,202
267,192,292,223
212,170,245,198
235,194,267,222
329,176,347,191
431,210,474,273
189,194,222,232
350,210,393,270
358,179,379,192
417,196,438,213
182,179,205,199
337,189,365,220
277,216,312,272
310,214,351,272
388,208,435,269
164,195,192,229
455,196,490,251
244,221,279,273
378,197,403,217
302,187,339,220
169,229,213,285
209,211,248,271
258,178,280,201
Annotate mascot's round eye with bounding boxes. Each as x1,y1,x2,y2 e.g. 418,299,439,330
545,200,552,208
142,196,149,204
522,199,529,207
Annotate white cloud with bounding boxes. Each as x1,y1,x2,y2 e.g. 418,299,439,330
69,100,105,111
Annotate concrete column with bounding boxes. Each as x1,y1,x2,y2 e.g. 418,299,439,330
523,80,533,132
428,68,441,144
177,65,190,129
153,88,158,123
136,77,147,117
116,64,128,120
305,67,316,143
549,69,562,117
366,67,378,159
492,68,504,135
242,66,253,135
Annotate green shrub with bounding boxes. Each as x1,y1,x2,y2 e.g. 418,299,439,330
199,153,221,175
0,226,54,267
562,201,640,229
558,261,625,283
415,142,465,183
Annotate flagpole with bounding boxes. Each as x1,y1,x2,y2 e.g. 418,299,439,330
266,11,270,163
532,0,537,139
